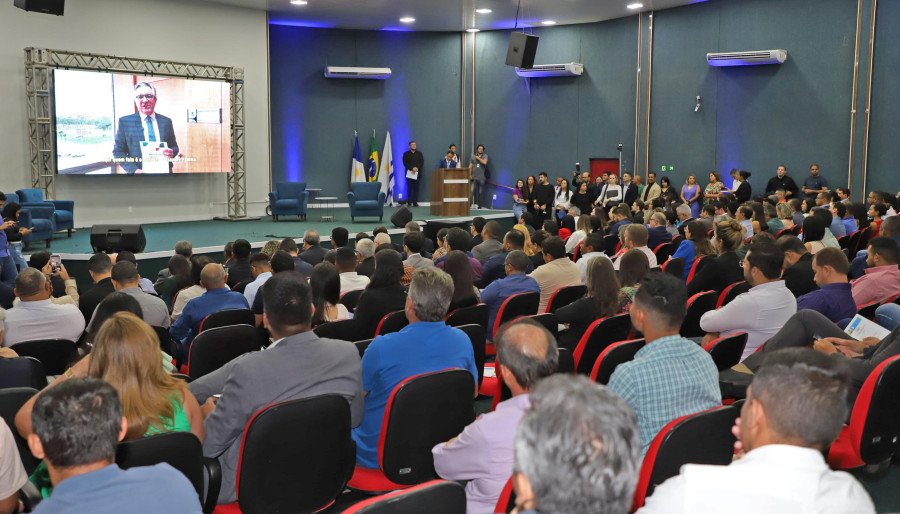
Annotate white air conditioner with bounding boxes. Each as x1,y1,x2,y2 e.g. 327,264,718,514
515,62,584,78
706,50,788,67
324,66,392,79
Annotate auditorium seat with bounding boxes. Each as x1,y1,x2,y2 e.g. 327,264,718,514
491,291,540,341
589,339,645,385
661,257,684,279
685,255,715,285
354,339,374,358
347,369,475,493
117,432,221,514
348,182,386,222
493,477,516,514
186,325,265,380
214,395,355,514
603,234,619,257
544,284,587,314
827,354,900,471
680,291,717,338
527,313,559,339
16,187,74,238
10,339,76,376
703,332,748,371
342,480,466,514
268,181,309,221
632,405,739,511
572,314,632,375
198,309,255,333
314,319,358,341
340,289,365,313
18,203,55,249
652,242,674,262
455,324,486,388
856,300,880,321
716,281,749,308
0,388,41,474
0,357,45,390
445,303,489,328
374,310,409,336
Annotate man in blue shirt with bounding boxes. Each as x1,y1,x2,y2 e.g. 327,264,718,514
481,251,541,331
479,230,534,287
170,263,249,354
29,378,202,514
796,248,857,323
353,267,478,469
801,164,829,201
832,202,858,236
608,272,720,454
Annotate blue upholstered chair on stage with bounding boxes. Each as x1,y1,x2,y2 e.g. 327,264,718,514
16,188,74,237
18,204,55,249
348,182,385,222
268,182,309,221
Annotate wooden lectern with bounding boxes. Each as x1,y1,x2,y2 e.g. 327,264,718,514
430,165,471,216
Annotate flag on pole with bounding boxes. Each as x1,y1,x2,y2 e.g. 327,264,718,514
351,131,365,183
367,130,379,182
378,131,394,205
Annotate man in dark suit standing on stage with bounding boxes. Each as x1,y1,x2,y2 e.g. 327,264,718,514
402,140,425,207
621,171,639,207
113,82,179,174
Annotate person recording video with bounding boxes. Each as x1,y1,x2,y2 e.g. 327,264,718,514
112,82,179,174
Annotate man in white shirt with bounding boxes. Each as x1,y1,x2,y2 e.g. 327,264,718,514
638,348,875,514
576,233,612,284
0,418,26,514
613,224,658,271
528,236,582,313
336,247,370,294
4,268,85,347
243,254,273,307
699,242,797,360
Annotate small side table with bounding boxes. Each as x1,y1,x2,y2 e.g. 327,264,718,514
317,196,338,222
306,187,322,204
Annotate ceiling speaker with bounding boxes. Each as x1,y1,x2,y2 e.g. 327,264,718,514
506,32,539,68
14,0,64,15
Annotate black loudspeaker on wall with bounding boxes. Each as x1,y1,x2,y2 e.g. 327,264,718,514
14,0,65,15
390,206,413,228
505,32,539,69
90,225,147,253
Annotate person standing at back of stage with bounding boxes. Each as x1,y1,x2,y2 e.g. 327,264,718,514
402,140,425,207
471,144,490,209
532,172,555,227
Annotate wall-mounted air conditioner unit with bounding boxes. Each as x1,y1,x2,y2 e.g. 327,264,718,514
515,62,584,78
324,66,392,79
706,50,788,67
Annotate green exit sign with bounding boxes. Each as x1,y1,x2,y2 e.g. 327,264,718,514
660,165,675,172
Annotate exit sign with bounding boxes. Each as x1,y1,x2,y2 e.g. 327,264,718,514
660,165,675,172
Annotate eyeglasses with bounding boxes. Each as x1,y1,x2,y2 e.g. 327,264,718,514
135,94,156,100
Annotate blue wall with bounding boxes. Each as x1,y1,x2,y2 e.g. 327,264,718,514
269,25,462,202
866,0,900,196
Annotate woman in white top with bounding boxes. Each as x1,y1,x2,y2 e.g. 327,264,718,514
310,262,350,326
595,175,623,208
565,214,594,254
554,178,574,220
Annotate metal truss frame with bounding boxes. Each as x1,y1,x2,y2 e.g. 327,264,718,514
24,48,247,219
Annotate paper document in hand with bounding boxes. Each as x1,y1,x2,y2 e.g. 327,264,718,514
140,141,170,174
406,169,418,180
844,314,891,341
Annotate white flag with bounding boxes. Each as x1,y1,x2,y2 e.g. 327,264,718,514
378,131,394,205
350,131,366,183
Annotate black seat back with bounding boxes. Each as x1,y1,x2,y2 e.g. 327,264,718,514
653,242,675,262
10,339,76,376
493,292,540,338
445,303,489,328
199,309,255,333
188,324,264,380
0,387,41,474
346,480,466,514
456,324,486,387
152,325,178,358
313,319,358,341
603,234,619,256
661,258,684,279
686,255,715,284
116,432,208,509
545,285,587,314
573,314,632,375
556,348,575,374
859,356,900,464
680,291,718,338
237,395,355,514
528,313,558,338
339,289,365,313
354,339,374,358
382,370,475,485
716,281,749,308
375,310,409,336
705,333,748,371
0,357,46,390
590,339,645,385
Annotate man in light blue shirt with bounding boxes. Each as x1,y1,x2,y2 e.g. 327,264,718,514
609,272,720,454
832,202,858,236
170,263,249,354
480,251,541,331
242,253,272,307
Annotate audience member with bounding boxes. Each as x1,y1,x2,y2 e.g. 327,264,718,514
189,272,362,503
225,239,253,288
336,246,370,293
310,262,349,326
869,203,887,234
564,215,592,255
431,228,449,262
613,224,658,270
82,293,143,346
112,251,155,294
778,235,818,298
155,240,192,283
607,204,632,237
250,250,295,326
774,202,794,230
469,217,487,251
556,257,621,350
222,241,235,269
669,220,714,280
444,250,480,312
153,254,192,309
687,219,745,296
13,256,78,308
436,227,484,279
171,255,213,322
353,268,477,468
850,236,900,307
850,215,900,278
796,248,856,323
403,221,434,253
433,318,558,513
575,232,612,284
700,242,796,359
259,239,280,258
4,268,84,347
472,221,504,263
735,205,754,238
0,417,25,514
242,253,272,307
299,229,327,265
351,249,407,340
810,208,840,249
481,251,541,333
355,238,376,277
402,233,433,270
832,201,858,236
609,272,720,453
169,263,249,353
279,238,314,278
107,261,170,329
27,251,66,299
25,379,203,513
618,248,651,312
79,252,115,323
513,374,640,514
529,236,581,313
675,204,694,237
646,212,673,250
639,348,875,514
481,229,533,287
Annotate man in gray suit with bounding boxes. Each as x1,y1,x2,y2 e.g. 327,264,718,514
472,221,504,264
189,271,363,504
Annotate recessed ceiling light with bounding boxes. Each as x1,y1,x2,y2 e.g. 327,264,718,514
289,0,307,5
466,28,480,33
541,20,557,25
399,16,415,23
475,8,492,14
627,3,644,9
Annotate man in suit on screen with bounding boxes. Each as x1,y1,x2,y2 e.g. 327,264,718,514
112,82,179,174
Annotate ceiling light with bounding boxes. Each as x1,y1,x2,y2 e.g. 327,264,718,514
466,28,480,33
541,20,557,25
289,0,308,5
627,3,644,9
475,8,492,14
399,17,415,23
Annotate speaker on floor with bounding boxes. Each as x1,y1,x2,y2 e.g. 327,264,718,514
14,0,65,15
390,206,413,228
505,32,539,69
90,225,146,253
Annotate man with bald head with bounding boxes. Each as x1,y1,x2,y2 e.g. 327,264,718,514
433,318,558,513
169,263,249,356
4,268,85,347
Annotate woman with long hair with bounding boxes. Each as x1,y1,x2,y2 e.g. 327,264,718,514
729,170,753,203
432,228,450,262
659,176,678,205
524,175,538,218
669,220,715,280
310,262,349,326
618,249,650,312
443,250,479,312
558,214,576,241
803,215,827,255
681,174,702,218
555,256,621,350
352,249,407,339
776,202,795,230
704,171,723,205
513,224,536,256
686,219,746,296
512,178,529,220
570,181,593,216
554,178,574,220
154,254,193,310
565,214,593,254
749,202,769,235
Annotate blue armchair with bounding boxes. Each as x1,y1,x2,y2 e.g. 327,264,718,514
16,188,74,237
268,182,309,221
348,182,386,222
18,204,55,249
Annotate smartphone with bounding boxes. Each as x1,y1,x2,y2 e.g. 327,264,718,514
50,254,61,272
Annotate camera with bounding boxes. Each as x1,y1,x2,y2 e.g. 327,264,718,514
617,143,624,152
575,162,581,172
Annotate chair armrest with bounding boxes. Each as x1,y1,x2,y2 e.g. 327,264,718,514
22,204,55,220
49,200,74,212
19,480,42,512
268,192,278,204
378,192,387,204
202,456,222,514
347,192,357,206
299,191,309,211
